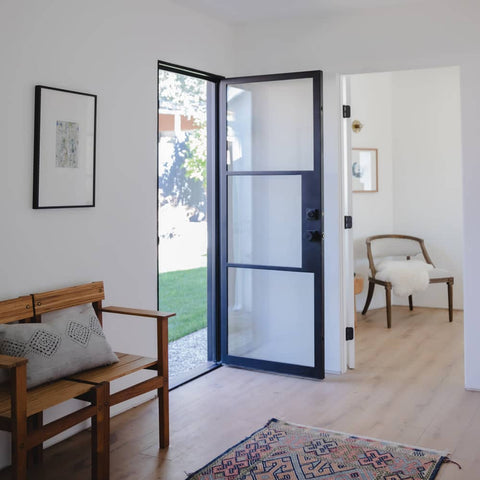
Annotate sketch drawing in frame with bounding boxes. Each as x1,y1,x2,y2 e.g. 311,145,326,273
33,85,97,208
352,148,378,193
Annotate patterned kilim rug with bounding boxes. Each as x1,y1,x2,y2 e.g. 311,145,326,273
186,418,449,480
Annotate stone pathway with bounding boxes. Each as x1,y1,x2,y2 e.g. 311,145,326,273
168,327,207,380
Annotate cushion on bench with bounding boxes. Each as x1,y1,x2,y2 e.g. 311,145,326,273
0,303,118,388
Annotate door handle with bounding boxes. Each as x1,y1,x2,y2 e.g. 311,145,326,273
305,208,319,220
305,230,323,241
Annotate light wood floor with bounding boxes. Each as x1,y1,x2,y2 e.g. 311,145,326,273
3,306,478,479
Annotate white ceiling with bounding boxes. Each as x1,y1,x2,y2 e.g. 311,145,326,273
172,0,436,24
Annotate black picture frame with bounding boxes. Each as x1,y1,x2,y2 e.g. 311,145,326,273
33,85,97,209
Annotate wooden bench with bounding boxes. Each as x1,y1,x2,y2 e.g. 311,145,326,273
0,282,174,479
0,295,109,480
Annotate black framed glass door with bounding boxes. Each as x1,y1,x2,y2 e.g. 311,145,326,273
219,71,324,378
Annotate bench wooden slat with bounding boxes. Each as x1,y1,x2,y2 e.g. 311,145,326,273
0,380,95,418
26,404,97,449
33,281,105,315
0,296,34,324
69,352,157,384
110,376,164,406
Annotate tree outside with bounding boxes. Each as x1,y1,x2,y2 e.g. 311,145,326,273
158,70,208,343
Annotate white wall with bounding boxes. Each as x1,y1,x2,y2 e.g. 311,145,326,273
460,58,480,390
351,67,463,312
392,67,463,308
350,72,394,310
230,0,480,389
0,0,234,469
0,0,233,298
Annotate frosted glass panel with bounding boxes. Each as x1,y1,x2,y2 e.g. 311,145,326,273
227,78,314,171
228,175,302,268
228,268,315,367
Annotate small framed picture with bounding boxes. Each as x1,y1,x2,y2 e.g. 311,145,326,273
33,85,97,208
352,148,378,193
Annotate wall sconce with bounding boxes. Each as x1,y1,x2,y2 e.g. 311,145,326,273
352,120,364,133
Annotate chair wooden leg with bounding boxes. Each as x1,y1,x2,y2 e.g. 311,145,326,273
91,382,109,480
447,280,453,322
362,281,375,315
408,295,413,311
385,284,392,329
11,365,27,480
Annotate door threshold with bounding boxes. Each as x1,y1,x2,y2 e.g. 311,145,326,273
169,362,222,391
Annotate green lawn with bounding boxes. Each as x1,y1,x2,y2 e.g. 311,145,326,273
158,267,207,342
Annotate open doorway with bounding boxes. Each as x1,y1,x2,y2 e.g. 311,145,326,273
157,63,221,388
344,66,463,362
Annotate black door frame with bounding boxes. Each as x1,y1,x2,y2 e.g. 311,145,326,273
157,61,224,383
218,71,325,379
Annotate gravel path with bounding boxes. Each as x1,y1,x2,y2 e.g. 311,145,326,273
168,327,207,379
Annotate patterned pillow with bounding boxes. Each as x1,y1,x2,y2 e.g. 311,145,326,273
0,303,118,389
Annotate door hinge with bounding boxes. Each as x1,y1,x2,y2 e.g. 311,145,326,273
343,105,351,118
344,215,353,229
346,327,354,341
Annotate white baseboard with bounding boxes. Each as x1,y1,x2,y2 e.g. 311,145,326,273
465,385,480,392
325,369,342,375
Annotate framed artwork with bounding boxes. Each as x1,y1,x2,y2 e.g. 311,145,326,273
33,85,97,208
352,148,378,193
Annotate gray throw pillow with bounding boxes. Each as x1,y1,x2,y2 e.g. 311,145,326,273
0,303,118,389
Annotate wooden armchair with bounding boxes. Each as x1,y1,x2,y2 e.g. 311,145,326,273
361,234,454,328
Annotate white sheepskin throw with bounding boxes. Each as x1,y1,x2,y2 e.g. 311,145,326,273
375,260,433,297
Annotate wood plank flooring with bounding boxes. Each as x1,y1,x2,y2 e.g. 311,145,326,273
1,306,477,479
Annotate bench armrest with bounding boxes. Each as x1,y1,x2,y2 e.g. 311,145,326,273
101,306,175,320
101,306,172,379
0,354,27,369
